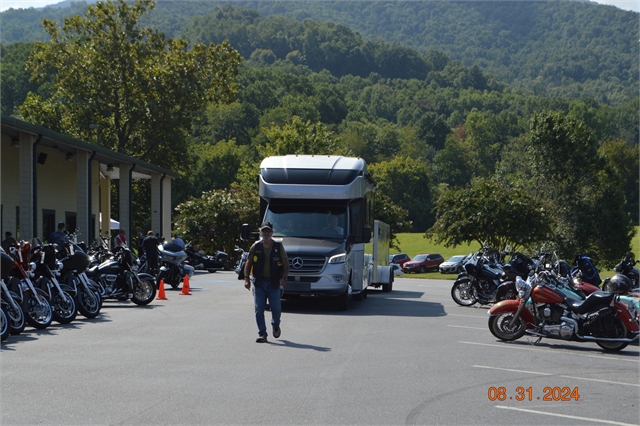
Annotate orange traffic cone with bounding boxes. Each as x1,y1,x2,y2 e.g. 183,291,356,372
179,274,191,295
156,279,167,300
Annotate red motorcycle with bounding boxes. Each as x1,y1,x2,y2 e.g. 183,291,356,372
488,259,639,352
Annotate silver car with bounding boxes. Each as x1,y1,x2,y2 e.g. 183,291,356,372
439,254,470,274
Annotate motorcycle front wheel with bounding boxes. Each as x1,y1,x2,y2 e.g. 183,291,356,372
52,291,77,324
488,313,526,341
131,278,156,306
76,285,102,319
451,280,477,306
6,300,26,335
1,306,10,342
22,293,53,329
595,317,631,352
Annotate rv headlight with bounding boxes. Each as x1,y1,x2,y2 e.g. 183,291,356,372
328,253,347,264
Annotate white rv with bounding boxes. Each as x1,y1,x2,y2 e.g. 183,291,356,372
241,155,393,310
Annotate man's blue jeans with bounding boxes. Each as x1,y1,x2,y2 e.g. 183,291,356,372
254,278,282,337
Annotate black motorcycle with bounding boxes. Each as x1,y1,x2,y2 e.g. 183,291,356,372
602,252,639,293
451,247,518,307
85,246,156,305
30,240,78,324
58,240,103,319
185,243,227,273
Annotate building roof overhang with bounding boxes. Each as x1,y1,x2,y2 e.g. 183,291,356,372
1,114,178,179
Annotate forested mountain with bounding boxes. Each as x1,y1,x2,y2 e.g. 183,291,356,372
2,0,637,262
1,0,637,104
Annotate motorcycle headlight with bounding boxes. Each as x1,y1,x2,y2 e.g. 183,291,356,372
328,253,347,264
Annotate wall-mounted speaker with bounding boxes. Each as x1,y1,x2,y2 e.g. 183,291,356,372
37,152,47,165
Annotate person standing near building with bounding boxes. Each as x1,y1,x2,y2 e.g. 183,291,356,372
1,232,17,251
114,228,127,247
244,222,289,343
142,230,159,274
135,232,144,256
48,222,68,247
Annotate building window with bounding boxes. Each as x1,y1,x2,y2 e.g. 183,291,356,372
65,212,77,234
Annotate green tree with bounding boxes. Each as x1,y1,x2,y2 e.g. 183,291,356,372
259,115,347,157
598,140,639,224
173,187,260,256
526,111,634,264
427,177,551,252
369,156,433,231
21,0,241,169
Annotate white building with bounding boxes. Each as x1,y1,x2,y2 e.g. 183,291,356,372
1,114,177,244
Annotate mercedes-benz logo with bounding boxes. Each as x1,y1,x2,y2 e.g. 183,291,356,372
291,257,304,269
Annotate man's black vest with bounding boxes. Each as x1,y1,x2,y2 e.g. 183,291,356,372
252,241,285,287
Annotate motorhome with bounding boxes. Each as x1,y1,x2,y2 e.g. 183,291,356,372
241,155,393,310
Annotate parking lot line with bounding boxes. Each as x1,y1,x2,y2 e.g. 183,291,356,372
447,324,487,331
460,341,640,363
474,365,640,387
495,405,639,426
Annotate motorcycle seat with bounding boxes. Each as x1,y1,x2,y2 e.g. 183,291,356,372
565,291,614,314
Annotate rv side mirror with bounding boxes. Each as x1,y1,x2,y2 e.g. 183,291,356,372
240,224,250,241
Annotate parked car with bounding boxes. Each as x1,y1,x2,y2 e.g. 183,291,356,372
402,253,444,273
391,263,404,277
439,254,470,274
389,253,411,267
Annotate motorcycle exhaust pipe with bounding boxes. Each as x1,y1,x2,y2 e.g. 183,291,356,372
577,335,638,343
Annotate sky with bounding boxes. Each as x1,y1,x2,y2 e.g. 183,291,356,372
1,0,639,13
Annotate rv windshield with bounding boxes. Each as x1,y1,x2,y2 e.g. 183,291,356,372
265,206,348,240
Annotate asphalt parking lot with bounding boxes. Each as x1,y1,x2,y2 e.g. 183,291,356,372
2,271,639,425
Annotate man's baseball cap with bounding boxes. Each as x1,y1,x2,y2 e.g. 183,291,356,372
58,222,65,227
259,222,273,231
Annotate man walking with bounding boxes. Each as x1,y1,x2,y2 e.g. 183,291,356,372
244,222,289,343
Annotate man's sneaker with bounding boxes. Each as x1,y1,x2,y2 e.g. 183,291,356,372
273,325,281,339
256,334,268,343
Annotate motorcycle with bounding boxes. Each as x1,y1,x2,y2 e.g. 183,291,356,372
487,253,640,352
451,247,515,307
58,238,103,319
185,243,227,273
602,252,639,293
85,246,156,305
7,242,53,329
30,239,77,324
157,242,194,289
1,249,26,336
234,246,249,280
1,305,9,342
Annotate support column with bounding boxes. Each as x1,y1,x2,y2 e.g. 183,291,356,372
161,177,172,240
100,174,111,244
118,163,132,239
76,150,90,237
150,173,161,235
91,159,100,241
19,132,35,239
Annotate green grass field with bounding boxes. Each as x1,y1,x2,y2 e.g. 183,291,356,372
392,227,640,280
